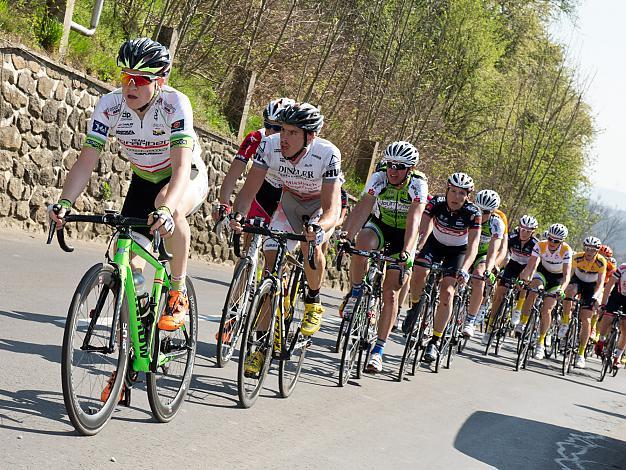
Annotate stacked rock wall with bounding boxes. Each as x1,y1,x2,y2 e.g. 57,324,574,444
0,44,348,291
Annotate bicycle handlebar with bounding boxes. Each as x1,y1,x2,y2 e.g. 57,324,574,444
335,242,399,271
47,210,172,260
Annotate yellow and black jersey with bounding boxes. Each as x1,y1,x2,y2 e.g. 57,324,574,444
572,252,607,283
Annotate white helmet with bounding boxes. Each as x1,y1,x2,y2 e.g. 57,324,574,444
383,141,419,166
547,223,568,240
263,97,295,122
519,215,538,229
447,172,474,191
475,190,501,211
583,236,601,249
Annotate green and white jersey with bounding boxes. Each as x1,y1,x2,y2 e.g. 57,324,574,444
477,212,506,257
363,169,428,229
84,86,202,183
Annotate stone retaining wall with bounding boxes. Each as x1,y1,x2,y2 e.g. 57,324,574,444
0,43,348,291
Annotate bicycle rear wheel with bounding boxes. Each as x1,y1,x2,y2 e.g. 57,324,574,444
484,299,506,356
237,279,277,408
515,312,535,371
398,296,427,381
562,322,577,376
278,267,308,398
61,263,130,436
217,258,254,367
147,277,198,422
599,332,617,382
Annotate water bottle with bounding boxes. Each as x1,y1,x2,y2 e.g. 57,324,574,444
132,270,149,314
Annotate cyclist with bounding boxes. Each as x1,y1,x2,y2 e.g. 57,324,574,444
597,261,626,366
213,97,295,224
404,172,481,363
462,190,506,338
480,215,540,345
513,223,572,360
48,38,208,334
230,102,342,375
556,236,606,368
340,141,427,372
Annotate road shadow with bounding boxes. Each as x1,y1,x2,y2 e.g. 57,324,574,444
0,338,61,364
0,310,64,329
192,276,231,289
576,404,626,421
0,388,74,436
454,411,626,469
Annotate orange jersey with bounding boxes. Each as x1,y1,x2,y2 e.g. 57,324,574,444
605,260,617,284
495,209,508,234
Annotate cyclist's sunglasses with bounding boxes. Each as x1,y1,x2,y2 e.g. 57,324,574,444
120,71,159,87
264,122,282,132
547,237,562,244
387,162,410,171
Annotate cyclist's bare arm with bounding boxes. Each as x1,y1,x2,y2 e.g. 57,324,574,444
461,227,481,273
233,165,267,219
520,255,539,282
416,213,433,251
485,236,504,273
593,268,606,301
496,236,508,267
343,194,376,240
51,146,100,225
561,262,572,291
218,158,247,206
317,180,342,232
602,276,617,305
160,146,192,212
403,201,425,254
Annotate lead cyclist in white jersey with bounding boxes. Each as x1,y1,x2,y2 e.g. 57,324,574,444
48,38,208,334
231,103,342,371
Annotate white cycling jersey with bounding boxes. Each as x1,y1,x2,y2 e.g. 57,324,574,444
252,133,343,200
532,240,572,273
612,263,626,295
84,86,203,183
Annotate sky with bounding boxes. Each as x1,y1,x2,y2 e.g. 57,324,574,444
549,0,626,196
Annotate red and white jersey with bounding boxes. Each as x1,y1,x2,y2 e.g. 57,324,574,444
612,263,626,295
253,133,342,200
234,128,281,188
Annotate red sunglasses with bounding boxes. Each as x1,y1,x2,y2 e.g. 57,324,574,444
120,71,159,87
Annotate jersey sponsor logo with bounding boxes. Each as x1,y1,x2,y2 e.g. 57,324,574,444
153,129,166,136
92,120,109,136
171,137,191,147
121,111,132,120
117,130,135,135
163,102,175,114
279,165,314,179
368,188,376,195
103,103,122,119
324,168,340,178
258,140,266,153
171,119,184,131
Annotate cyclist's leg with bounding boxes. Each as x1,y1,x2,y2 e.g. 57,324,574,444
516,276,542,334
350,223,381,288
616,318,626,364
561,282,578,329
465,257,486,333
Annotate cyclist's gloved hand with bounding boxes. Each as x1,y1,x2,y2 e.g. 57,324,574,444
212,202,231,222
149,205,175,237
458,269,470,284
305,223,325,245
486,271,496,285
229,212,244,234
48,199,72,228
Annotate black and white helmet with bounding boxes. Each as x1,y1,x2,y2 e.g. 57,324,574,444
117,37,171,76
475,189,500,211
382,141,419,166
583,236,601,249
447,172,474,191
547,223,568,240
278,102,324,132
263,97,295,122
519,215,538,229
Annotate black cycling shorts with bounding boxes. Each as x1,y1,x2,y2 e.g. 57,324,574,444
606,289,626,315
363,216,405,257
121,173,170,238
533,264,563,293
568,275,597,309
415,234,466,277
254,179,281,218
501,260,525,285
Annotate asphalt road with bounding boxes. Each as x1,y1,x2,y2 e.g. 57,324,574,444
1,229,625,469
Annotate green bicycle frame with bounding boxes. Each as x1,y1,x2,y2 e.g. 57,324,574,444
112,234,170,373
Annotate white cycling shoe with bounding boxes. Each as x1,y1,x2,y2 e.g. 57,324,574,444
366,352,383,373
462,323,475,338
557,324,569,339
534,344,545,360
575,355,586,369
511,310,522,326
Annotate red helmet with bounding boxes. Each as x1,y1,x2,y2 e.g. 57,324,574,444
599,244,613,259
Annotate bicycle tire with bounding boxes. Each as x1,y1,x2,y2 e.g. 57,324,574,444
61,263,129,436
515,311,535,371
562,321,578,376
237,278,277,408
147,276,198,422
484,297,506,356
339,296,367,386
334,316,348,354
278,267,308,397
494,297,511,357
599,331,617,382
217,258,254,368
398,295,427,381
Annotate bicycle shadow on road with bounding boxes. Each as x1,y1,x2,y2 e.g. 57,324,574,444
454,411,626,469
0,338,60,364
0,310,65,329
0,388,74,436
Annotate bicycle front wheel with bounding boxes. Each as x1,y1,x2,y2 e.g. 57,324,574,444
61,263,130,436
339,296,366,386
217,258,254,367
147,276,199,422
278,267,308,398
515,313,535,371
599,331,617,382
398,296,427,381
237,278,277,408
562,322,577,376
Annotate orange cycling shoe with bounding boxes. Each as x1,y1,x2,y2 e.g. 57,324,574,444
158,290,188,331
101,371,125,403
215,316,235,343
